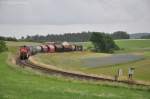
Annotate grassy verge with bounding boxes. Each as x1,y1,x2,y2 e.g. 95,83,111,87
0,52,150,99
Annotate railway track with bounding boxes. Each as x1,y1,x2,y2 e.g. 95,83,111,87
16,57,149,86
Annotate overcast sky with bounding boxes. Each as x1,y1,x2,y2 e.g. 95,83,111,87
0,0,150,38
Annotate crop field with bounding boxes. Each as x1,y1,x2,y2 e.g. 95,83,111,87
0,41,150,99
34,39,150,81
115,39,150,52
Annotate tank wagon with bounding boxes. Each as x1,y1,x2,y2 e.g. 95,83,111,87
36,46,42,53
46,44,55,53
40,45,48,53
54,43,64,52
19,42,83,60
62,42,74,51
29,46,38,55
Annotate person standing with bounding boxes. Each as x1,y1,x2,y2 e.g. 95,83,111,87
128,67,135,80
115,68,123,81
118,68,123,77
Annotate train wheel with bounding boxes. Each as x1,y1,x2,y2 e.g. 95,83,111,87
20,55,23,60
23,54,26,60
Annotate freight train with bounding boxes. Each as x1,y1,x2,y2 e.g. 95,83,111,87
19,42,83,60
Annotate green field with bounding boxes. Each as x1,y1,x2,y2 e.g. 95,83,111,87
6,41,41,47
115,39,150,53
0,41,150,99
33,52,110,70
34,40,150,81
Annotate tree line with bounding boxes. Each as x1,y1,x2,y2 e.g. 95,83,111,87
0,36,17,41
141,35,150,39
21,31,129,42
21,32,92,42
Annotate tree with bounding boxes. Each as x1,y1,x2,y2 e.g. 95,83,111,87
111,31,129,39
90,32,119,53
0,36,5,40
0,40,8,53
141,35,150,39
0,36,18,41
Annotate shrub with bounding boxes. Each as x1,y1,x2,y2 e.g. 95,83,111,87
0,40,8,53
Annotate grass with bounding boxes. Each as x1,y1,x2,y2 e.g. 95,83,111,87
1,51,150,99
83,58,150,81
34,51,150,81
34,39,150,81
6,41,41,47
34,52,110,70
115,39,150,50
114,40,150,53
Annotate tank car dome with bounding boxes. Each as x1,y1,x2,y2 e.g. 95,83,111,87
62,41,70,46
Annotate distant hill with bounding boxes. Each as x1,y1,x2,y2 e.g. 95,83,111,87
130,33,150,39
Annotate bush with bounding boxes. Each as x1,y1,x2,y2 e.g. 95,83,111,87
0,40,8,53
90,32,119,53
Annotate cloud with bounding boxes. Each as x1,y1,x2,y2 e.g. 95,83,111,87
0,0,150,37
0,0,28,6
0,0,149,24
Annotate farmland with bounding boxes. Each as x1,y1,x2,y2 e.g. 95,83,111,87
115,39,150,51
0,40,150,99
34,39,150,81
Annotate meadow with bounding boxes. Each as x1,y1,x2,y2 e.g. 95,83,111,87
34,39,150,81
115,39,150,51
0,41,150,99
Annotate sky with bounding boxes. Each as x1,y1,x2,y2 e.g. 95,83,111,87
0,0,150,38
